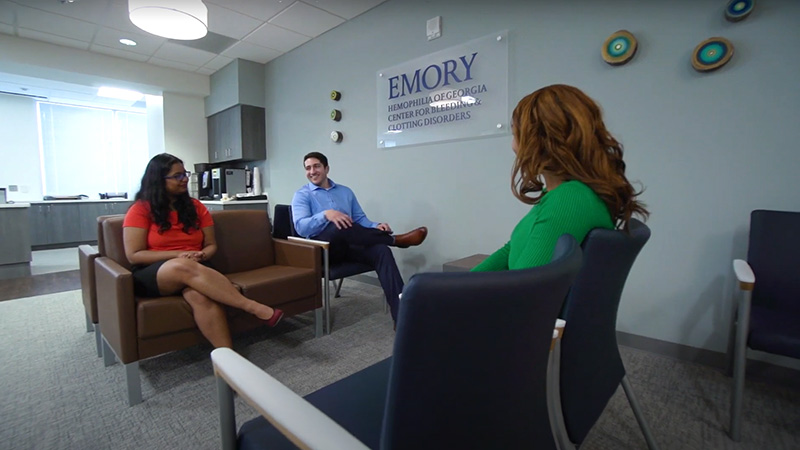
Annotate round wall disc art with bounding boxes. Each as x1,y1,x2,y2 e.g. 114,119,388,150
691,37,734,72
725,0,754,22
601,30,638,65
331,109,342,121
330,90,341,101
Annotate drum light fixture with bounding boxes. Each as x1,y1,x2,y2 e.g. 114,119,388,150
128,0,208,40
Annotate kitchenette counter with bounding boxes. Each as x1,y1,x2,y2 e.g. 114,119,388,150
200,199,269,205
0,204,32,266
200,199,269,212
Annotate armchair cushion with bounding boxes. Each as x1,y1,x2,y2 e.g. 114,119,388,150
226,266,319,306
749,305,800,359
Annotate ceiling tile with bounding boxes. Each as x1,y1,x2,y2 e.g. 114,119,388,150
206,2,263,40
205,0,292,22
102,1,147,36
153,42,216,66
148,56,201,72
269,1,344,38
16,4,97,42
195,67,215,75
94,27,164,56
221,40,282,65
245,22,310,53
304,0,387,20
0,1,15,25
0,23,13,35
89,43,150,62
203,55,235,71
18,28,90,50
13,0,112,24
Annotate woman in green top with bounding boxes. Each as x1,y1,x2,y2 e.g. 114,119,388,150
473,84,649,272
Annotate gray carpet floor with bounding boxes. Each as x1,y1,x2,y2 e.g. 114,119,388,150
0,282,797,450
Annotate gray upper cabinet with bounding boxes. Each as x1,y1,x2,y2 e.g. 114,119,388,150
207,104,266,163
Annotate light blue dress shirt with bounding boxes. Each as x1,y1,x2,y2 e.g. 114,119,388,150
291,179,378,238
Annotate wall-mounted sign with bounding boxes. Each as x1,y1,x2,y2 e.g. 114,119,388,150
376,30,509,148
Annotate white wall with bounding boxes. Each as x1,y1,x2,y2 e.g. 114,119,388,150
0,94,41,202
261,0,800,366
163,92,208,169
0,34,210,199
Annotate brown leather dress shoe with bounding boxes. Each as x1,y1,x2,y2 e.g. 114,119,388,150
393,227,428,248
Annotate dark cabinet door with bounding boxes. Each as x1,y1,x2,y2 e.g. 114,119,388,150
78,203,111,242
47,203,82,244
29,204,49,246
207,105,265,163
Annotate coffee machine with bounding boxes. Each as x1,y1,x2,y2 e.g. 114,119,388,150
195,163,213,199
211,168,247,198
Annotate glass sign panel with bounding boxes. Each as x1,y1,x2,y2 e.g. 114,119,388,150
377,30,509,148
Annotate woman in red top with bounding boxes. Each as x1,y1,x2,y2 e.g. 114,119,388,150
123,153,282,349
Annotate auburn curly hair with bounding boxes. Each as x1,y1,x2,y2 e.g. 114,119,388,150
510,84,649,230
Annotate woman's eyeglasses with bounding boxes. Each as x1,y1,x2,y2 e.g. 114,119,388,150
164,171,191,181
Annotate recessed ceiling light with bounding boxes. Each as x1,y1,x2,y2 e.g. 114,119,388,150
97,86,144,101
119,38,138,46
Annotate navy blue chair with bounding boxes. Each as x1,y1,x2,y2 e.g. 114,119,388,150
550,218,659,450
728,210,800,441
274,204,376,334
211,234,583,450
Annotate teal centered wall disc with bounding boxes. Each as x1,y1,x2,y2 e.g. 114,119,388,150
725,0,754,22
691,37,734,72
602,30,638,66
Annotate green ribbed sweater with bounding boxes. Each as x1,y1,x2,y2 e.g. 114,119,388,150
471,181,614,271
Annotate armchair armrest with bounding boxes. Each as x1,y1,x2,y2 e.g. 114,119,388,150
78,244,99,322
288,235,330,249
95,256,138,364
732,259,755,291
210,348,368,450
273,239,322,274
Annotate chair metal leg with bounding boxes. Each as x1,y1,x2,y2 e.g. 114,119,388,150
334,278,344,298
323,248,331,335
314,308,323,338
217,375,237,450
125,361,142,406
547,338,573,450
730,289,752,442
85,313,93,333
94,324,102,358
102,337,116,367
725,301,739,377
620,376,659,450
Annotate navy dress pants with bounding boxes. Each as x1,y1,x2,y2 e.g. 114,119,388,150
313,223,403,321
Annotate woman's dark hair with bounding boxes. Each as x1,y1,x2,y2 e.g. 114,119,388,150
134,153,199,234
511,84,649,230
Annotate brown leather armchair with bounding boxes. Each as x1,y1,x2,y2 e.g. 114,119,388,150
78,215,120,359
95,209,322,405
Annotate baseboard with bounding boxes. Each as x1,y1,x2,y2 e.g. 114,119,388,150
617,331,800,390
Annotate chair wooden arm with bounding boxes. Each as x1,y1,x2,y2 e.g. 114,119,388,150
95,256,138,364
273,238,322,272
732,259,755,291
210,348,368,450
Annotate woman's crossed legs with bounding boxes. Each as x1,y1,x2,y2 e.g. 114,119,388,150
156,258,279,348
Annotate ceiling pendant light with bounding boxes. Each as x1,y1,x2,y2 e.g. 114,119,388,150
128,0,208,40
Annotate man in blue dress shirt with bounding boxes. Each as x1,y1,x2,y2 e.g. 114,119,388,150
291,152,427,322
